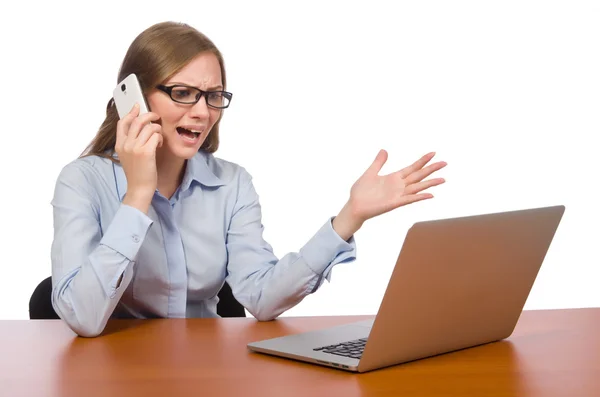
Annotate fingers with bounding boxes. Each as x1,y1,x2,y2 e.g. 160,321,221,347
126,111,160,143
115,103,162,157
145,131,164,154
366,149,388,175
404,177,446,195
403,160,447,185
133,123,163,150
115,103,140,149
116,107,160,154
399,193,434,206
398,152,437,179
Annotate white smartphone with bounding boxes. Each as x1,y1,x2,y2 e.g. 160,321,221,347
112,73,150,119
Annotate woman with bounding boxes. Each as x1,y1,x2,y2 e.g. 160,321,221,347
51,21,447,337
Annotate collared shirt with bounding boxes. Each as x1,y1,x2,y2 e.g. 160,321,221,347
51,150,356,337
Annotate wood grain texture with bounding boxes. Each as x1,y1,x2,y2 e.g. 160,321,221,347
2,308,599,397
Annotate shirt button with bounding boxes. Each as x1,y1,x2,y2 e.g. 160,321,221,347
132,234,140,243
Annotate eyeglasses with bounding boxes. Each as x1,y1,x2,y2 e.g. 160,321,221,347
156,84,233,109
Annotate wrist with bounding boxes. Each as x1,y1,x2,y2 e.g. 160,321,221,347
122,189,154,214
332,201,364,241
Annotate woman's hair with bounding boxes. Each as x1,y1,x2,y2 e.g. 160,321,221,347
81,21,227,161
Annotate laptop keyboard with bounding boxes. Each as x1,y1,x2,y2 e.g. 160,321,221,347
313,337,367,359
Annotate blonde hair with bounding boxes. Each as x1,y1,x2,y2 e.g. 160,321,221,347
82,21,227,161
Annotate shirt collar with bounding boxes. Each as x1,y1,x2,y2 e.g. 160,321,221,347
181,150,225,191
113,150,225,201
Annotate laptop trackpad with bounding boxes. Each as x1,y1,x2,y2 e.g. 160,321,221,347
296,320,373,346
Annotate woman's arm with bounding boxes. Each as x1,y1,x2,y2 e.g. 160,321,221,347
51,162,153,337
225,150,446,321
224,169,356,321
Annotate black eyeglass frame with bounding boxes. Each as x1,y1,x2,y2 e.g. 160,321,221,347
156,84,233,109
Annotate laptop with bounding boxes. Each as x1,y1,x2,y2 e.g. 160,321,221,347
247,205,565,372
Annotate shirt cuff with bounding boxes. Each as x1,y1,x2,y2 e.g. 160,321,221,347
99,204,154,261
300,217,357,278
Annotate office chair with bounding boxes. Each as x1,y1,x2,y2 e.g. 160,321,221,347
29,276,246,319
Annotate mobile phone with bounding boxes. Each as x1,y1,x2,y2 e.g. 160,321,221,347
112,73,150,119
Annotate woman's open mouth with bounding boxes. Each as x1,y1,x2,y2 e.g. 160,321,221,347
177,127,203,144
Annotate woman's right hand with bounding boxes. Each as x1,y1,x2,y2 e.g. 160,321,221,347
115,103,164,214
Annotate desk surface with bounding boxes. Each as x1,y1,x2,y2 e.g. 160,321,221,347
2,308,599,397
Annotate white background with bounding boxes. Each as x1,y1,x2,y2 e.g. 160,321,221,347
0,1,598,320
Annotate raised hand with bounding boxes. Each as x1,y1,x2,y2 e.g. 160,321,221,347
333,150,447,240
115,103,164,213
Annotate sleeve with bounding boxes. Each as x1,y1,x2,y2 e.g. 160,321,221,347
50,163,153,337
225,169,356,321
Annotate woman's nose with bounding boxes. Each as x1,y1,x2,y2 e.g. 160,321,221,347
189,96,210,119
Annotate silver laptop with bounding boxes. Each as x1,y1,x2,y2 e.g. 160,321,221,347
247,205,565,372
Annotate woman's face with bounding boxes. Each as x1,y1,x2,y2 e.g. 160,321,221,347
147,52,223,160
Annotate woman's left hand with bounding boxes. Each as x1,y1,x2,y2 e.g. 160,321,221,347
333,150,447,240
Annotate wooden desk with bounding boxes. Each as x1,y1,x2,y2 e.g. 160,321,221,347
2,308,599,396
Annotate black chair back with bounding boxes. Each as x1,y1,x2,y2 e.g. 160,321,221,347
29,277,59,320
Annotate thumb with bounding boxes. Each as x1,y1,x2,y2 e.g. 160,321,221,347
366,149,388,175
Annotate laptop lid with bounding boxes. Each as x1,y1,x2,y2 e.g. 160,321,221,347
357,205,565,372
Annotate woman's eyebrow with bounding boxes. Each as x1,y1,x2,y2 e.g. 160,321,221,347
167,81,224,90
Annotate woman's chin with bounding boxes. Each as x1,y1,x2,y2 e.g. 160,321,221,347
174,146,201,160
158,141,202,160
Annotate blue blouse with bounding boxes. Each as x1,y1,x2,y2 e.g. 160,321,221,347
50,150,356,336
